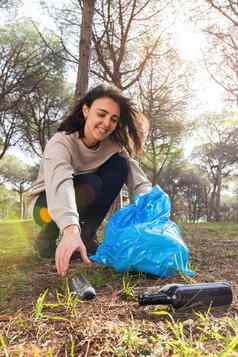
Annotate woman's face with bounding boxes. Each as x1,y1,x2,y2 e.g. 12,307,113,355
82,97,120,147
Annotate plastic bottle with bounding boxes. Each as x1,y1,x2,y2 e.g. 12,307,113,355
70,274,96,300
138,282,232,309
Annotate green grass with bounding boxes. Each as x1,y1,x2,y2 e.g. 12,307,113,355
1,220,238,356
181,222,238,241
0,220,40,308
0,218,33,224
0,220,36,256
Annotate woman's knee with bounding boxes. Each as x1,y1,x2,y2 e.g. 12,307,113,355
74,174,103,207
114,154,129,181
99,153,129,181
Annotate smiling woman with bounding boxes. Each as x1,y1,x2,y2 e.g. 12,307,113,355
82,97,120,147
27,84,152,277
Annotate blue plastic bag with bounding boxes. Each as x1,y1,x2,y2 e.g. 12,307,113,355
91,185,194,278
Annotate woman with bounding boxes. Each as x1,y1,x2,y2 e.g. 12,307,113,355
28,85,152,276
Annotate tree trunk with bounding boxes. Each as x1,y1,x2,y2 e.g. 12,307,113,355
192,200,197,223
188,199,192,222
75,0,96,101
208,184,217,221
19,183,24,219
214,173,222,221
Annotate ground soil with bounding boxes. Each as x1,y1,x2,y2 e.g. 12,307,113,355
2,223,238,314
1,223,238,356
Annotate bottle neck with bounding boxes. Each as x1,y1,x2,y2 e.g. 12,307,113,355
155,293,173,304
138,292,173,306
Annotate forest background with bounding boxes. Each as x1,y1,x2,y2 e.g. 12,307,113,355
1,0,238,224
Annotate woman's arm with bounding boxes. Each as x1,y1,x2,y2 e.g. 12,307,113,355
122,152,152,200
43,139,91,275
44,140,79,232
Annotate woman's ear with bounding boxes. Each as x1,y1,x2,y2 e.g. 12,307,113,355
82,104,89,119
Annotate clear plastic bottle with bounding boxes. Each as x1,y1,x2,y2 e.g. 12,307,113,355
138,282,232,309
70,274,96,300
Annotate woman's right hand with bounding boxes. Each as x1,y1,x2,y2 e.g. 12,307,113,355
55,224,92,276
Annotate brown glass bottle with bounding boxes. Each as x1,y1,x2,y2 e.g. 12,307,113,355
138,282,232,309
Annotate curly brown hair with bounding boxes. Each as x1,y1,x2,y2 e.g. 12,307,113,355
58,85,147,155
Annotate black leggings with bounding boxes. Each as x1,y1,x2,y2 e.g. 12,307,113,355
33,153,129,255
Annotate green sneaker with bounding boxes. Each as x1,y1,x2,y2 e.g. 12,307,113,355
34,227,58,259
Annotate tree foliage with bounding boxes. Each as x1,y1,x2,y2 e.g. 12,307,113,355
0,154,38,218
193,112,238,221
138,49,191,185
0,184,19,219
91,0,169,90
16,74,73,157
40,0,173,91
0,19,67,158
202,0,238,104
157,155,209,222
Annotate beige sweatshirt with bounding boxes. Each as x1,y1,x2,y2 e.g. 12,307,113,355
27,131,152,232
